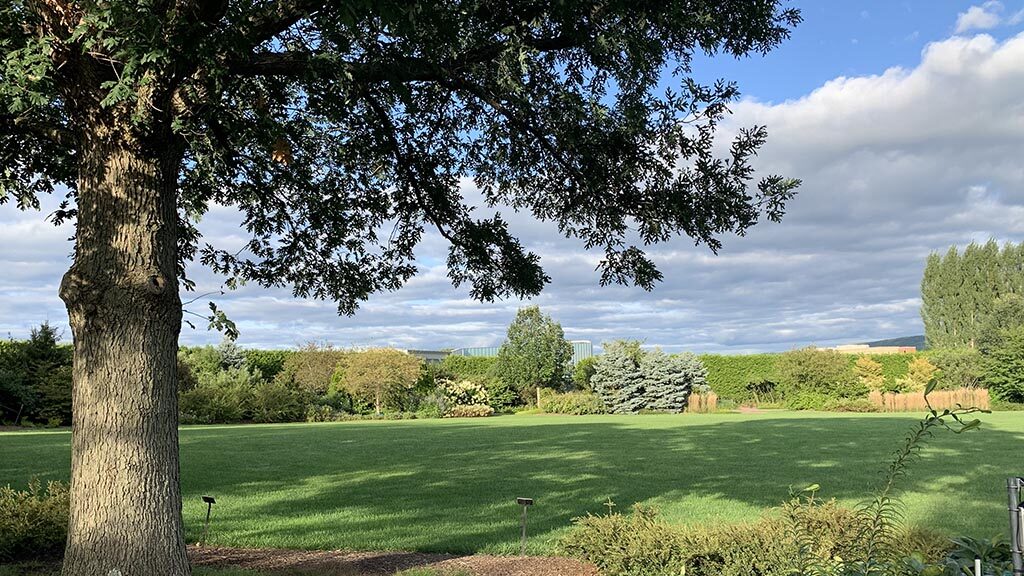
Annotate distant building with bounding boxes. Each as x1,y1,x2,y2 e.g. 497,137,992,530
451,340,594,366
406,349,449,363
827,344,917,355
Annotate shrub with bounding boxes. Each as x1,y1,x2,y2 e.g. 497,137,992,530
250,381,306,423
0,480,69,561
278,344,350,394
572,356,598,390
541,391,606,415
445,404,494,418
244,349,293,382
785,390,831,410
895,357,937,393
698,353,778,403
332,348,423,414
642,351,705,413
853,356,885,391
415,391,448,419
561,500,947,576
483,378,522,412
776,347,864,400
927,348,984,390
178,366,258,424
439,355,497,380
438,378,490,406
984,326,1024,402
305,404,338,422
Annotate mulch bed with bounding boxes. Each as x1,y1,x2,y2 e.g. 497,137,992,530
189,545,600,576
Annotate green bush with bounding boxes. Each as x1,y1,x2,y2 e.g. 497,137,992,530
561,500,947,576
983,326,1024,402
926,348,984,390
250,381,306,423
445,404,494,418
698,354,778,403
785,390,831,410
541,391,606,415
572,356,597,390
439,355,497,380
0,480,69,561
482,378,522,412
244,349,293,382
776,347,865,400
179,366,258,424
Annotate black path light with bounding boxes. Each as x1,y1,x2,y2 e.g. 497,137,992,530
516,497,534,555
201,496,216,546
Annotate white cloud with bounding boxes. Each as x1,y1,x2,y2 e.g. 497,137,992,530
955,2,1004,33
6,30,1024,352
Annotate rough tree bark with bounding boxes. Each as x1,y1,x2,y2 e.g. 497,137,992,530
58,117,190,576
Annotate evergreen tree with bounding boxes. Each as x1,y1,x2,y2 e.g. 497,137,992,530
642,351,706,413
591,340,645,414
494,306,572,401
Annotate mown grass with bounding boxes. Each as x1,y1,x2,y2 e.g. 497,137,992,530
1,411,1021,554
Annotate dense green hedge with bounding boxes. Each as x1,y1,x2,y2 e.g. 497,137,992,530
699,352,926,403
699,354,778,402
439,355,497,379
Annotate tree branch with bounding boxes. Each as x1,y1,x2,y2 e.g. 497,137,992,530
0,114,75,148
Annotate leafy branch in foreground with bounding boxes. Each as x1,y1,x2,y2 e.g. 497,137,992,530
788,380,988,576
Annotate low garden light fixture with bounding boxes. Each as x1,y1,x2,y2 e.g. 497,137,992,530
516,497,534,555
201,496,216,546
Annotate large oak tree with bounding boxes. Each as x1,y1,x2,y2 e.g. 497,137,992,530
0,1,801,574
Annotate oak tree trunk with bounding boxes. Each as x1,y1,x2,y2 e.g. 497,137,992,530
59,122,190,576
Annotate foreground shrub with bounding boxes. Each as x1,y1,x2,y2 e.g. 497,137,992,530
561,500,946,576
541,391,606,415
0,480,69,561
445,404,494,418
821,397,880,412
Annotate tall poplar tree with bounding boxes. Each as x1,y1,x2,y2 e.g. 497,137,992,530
1,1,802,573
922,240,1024,349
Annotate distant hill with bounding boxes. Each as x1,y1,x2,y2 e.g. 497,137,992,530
862,335,926,350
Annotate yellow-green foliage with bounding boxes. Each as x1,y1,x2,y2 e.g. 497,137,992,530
896,357,938,393
854,356,886,390
0,480,69,561
540,391,607,415
332,348,423,414
560,501,948,576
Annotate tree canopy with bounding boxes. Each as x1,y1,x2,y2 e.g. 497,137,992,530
494,305,572,398
2,0,801,310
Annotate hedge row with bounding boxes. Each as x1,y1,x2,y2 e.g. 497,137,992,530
699,352,925,403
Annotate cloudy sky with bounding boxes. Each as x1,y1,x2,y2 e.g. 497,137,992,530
4,1,1024,353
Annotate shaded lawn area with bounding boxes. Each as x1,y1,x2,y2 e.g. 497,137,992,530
2,411,1022,554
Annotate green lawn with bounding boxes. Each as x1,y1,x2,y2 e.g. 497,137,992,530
2,411,1022,554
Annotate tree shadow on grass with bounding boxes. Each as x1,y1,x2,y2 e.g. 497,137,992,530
169,413,1024,554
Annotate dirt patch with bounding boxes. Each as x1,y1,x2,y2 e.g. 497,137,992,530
189,545,600,576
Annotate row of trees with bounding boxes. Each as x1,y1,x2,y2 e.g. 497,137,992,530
920,241,1024,402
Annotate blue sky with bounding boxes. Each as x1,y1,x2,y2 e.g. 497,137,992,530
4,2,1024,352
